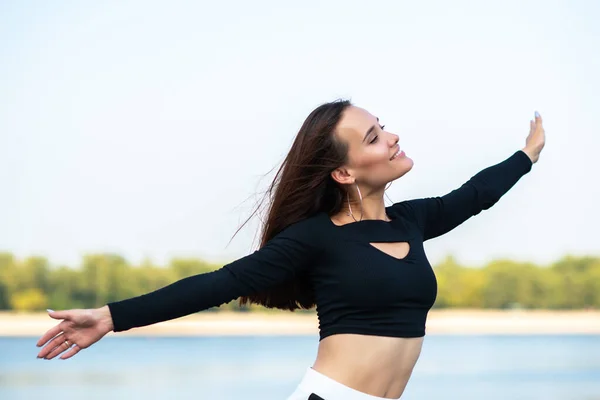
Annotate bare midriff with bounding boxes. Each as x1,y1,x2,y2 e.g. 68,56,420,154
311,334,424,399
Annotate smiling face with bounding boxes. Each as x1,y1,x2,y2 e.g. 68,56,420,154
331,105,414,190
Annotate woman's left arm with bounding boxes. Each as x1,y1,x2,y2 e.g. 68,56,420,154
398,111,545,241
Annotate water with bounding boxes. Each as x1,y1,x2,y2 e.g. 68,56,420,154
1,335,599,400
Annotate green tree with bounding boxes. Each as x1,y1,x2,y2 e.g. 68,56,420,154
481,260,534,309
550,255,598,308
10,288,48,311
169,258,216,280
14,256,51,293
47,266,87,310
0,253,16,309
81,254,131,308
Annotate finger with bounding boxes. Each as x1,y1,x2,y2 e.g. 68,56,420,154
37,332,67,358
37,324,63,347
44,340,72,360
60,344,82,360
535,111,542,123
47,309,73,321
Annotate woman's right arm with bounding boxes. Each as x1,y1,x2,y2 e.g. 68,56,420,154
36,218,321,359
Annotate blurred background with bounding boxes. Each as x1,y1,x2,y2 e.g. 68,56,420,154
1,0,599,399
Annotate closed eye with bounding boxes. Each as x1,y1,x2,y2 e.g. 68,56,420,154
368,125,386,144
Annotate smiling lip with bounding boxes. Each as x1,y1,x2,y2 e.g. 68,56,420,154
390,147,403,160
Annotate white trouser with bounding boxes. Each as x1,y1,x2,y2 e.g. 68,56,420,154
286,367,402,400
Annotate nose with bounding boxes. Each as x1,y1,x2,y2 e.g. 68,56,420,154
389,133,399,146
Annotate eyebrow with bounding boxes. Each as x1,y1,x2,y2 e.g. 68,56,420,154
362,117,380,143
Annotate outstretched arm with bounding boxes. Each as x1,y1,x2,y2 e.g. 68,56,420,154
395,111,545,241
36,218,321,359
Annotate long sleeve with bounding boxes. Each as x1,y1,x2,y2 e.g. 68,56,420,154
395,150,533,241
107,218,322,332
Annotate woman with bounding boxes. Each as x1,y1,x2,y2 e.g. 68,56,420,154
36,100,545,400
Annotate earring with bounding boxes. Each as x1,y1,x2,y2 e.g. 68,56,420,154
346,182,364,222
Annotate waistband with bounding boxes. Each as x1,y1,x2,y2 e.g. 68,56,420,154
297,367,401,400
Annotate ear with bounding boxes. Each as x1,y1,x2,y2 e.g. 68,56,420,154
330,167,354,186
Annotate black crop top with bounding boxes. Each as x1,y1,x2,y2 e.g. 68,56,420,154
107,150,533,340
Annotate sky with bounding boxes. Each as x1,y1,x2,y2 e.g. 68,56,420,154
1,0,599,269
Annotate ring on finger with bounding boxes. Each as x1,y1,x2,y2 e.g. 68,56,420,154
64,340,71,348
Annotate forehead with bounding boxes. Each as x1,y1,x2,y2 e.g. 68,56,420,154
337,106,378,141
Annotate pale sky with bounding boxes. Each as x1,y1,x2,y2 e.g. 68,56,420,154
1,0,599,269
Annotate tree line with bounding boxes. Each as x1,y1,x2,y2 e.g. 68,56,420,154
0,252,598,312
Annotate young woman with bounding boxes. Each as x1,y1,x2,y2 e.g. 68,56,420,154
36,100,545,400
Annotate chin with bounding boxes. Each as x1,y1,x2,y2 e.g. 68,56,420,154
396,156,414,178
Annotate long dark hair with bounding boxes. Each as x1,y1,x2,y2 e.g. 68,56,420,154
234,99,353,311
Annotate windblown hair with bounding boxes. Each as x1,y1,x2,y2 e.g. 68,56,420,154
234,99,353,311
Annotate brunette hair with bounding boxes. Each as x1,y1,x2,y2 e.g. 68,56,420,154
234,99,353,311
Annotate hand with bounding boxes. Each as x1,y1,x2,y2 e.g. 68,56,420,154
522,111,545,164
36,306,114,360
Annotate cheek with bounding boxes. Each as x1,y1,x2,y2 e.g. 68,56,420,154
358,147,390,168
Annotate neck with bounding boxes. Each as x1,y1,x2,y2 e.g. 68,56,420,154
344,186,389,222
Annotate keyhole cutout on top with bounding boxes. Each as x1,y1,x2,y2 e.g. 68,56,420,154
369,242,411,260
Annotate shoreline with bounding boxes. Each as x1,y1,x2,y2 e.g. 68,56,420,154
1,310,599,337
